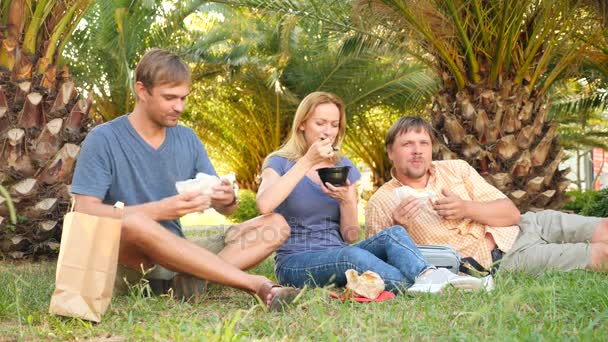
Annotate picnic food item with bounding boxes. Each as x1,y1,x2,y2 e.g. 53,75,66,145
345,269,385,300
175,173,222,195
394,186,437,202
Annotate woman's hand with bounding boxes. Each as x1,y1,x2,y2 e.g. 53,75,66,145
303,138,335,167
321,179,357,206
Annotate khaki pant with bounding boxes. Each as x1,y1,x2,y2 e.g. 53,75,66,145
114,226,233,295
500,210,601,275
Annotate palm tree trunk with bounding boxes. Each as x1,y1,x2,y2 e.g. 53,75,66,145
0,0,93,259
430,83,571,211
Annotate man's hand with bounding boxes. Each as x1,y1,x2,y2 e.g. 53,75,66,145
392,196,421,227
156,191,211,220
211,179,236,208
432,188,469,220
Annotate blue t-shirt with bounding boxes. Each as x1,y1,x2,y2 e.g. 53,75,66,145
264,155,361,266
71,115,217,237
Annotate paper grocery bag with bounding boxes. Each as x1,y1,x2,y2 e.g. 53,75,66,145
49,202,123,322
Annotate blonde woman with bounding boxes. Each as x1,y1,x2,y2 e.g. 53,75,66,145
257,92,482,293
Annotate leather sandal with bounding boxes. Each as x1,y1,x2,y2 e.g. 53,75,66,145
255,282,300,312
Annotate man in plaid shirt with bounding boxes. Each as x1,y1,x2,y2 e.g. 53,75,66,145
366,116,608,274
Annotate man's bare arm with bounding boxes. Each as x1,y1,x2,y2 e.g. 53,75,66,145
433,189,520,226
463,198,520,226
73,192,211,221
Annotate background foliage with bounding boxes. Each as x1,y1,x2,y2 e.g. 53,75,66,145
182,3,436,190
65,0,203,121
59,1,608,198
564,188,608,217
228,189,261,223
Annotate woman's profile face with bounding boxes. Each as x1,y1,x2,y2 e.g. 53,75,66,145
299,102,341,148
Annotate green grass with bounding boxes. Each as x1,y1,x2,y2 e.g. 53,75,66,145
1,240,607,340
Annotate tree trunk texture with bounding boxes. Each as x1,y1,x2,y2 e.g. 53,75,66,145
0,0,97,259
0,57,93,260
429,83,570,212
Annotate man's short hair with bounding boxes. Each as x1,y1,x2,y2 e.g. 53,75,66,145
385,116,435,151
135,48,190,89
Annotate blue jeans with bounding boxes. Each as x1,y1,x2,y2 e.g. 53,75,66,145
275,226,433,292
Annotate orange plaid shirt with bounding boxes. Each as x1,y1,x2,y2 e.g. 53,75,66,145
365,159,520,269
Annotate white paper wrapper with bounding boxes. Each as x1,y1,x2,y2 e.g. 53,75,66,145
394,186,437,215
394,186,436,201
345,269,385,300
175,173,221,195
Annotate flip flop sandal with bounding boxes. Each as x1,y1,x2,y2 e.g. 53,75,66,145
255,282,301,312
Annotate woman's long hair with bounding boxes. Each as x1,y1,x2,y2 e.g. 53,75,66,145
264,92,347,165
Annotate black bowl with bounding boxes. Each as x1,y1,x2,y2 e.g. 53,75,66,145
317,166,350,186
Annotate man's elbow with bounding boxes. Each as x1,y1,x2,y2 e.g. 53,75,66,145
511,209,521,225
508,203,521,225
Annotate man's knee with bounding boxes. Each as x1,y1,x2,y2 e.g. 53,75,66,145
121,212,159,242
118,213,157,269
258,213,290,245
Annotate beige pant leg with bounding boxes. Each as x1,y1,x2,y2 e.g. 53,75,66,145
500,210,601,274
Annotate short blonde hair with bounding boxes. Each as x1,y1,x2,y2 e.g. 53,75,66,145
265,92,347,164
135,48,190,89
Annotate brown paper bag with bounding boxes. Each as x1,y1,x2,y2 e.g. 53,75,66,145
49,202,123,322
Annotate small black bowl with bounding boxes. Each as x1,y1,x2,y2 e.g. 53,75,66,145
317,166,350,186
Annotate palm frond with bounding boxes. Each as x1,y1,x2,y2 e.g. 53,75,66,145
184,4,436,188
65,0,205,119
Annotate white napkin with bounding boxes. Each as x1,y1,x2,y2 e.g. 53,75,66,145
175,173,221,195
394,186,436,202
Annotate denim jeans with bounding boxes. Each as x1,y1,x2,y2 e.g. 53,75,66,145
275,226,433,292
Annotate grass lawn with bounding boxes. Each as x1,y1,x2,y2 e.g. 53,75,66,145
1,230,607,341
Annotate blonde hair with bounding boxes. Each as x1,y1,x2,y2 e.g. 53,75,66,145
265,92,347,165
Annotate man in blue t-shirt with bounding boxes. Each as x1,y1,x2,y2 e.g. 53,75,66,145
71,49,297,309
